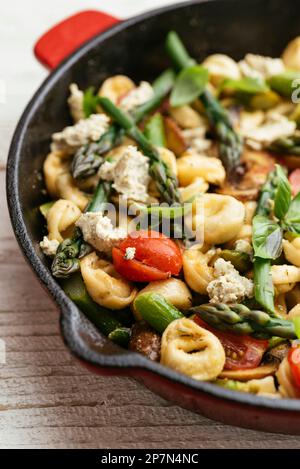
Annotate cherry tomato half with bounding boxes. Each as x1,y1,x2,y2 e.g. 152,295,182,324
194,316,269,370
112,230,183,282
289,168,300,196
288,345,300,390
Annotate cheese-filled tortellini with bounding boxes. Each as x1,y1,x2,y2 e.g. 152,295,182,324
202,194,245,245
179,177,209,202
177,152,226,186
202,54,241,86
98,75,135,103
282,36,300,70
47,199,82,243
132,278,192,321
271,265,300,285
283,238,300,267
43,150,69,198
183,248,217,294
288,304,300,319
80,252,137,310
169,105,206,129
161,318,226,381
55,172,89,211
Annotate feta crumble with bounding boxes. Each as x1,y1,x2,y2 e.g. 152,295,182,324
40,236,59,257
207,258,253,304
242,113,296,150
99,145,150,202
76,212,126,255
239,54,285,80
119,81,154,112
68,83,85,122
124,247,136,260
51,114,109,154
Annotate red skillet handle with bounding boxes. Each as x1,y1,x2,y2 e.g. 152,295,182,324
34,10,121,70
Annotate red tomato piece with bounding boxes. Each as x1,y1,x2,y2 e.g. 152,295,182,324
288,345,300,390
289,168,300,196
194,316,269,370
112,230,183,282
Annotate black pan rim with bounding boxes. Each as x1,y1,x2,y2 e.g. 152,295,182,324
6,0,300,413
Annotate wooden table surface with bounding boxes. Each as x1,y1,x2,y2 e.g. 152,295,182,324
1,0,300,449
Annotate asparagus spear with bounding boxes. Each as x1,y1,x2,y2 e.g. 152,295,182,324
191,303,296,339
51,181,111,278
98,96,182,204
255,169,277,216
72,69,175,180
269,134,300,156
165,31,243,177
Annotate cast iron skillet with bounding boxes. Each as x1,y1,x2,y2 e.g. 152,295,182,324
6,0,300,434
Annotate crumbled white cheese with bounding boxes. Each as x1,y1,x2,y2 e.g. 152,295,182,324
68,83,85,122
207,258,253,304
182,127,212,153
124,247,136,260
99,145,150,202
51,114,109,153
239,53,285,80
76,212,126,255
119,81,154,112
234,239,253,255
242,113,296,149
40,236,59,257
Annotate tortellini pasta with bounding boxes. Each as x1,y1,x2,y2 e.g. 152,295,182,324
202,54,241,86
98,75,135,103
183,247,217,294
161,318,226,381
202,194,245,245
179,177,209,202
43,150,69,198
46,199,82,243
283,238,300,267
277,357,300,398
288,304,300,319
169,105,206,129
55,172,89,211
271,265,300,285
132,278,192,321
282,36,300,70
80,252,137,310
177,152,226,186
158,147,178,176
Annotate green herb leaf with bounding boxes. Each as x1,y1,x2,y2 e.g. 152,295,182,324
252,215,283,259
220,76,269,94
283,191,300,235
144,113,166,147
170,65,209,107
293,316,300,339
253,258,275,314
274,164,291,220
83,87,101,118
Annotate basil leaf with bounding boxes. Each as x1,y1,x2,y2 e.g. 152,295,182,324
283,191,300,235
220,76,269,94
83,87,101,117
274,164,291,220
254,258,275,314
252,215,282,259
170,65,209,107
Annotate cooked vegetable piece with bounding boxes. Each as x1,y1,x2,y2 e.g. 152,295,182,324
268,71,300,98
269,134,300,156
289,168,300,195
194,316,268,370
129,322,161,361
144,113,166,147
191,303,296,339
164,116,187,156
219,363,278,381
219,250,251,273
60,272,130,346
39,201,55,218
170,65,209,107
288,344,300,389
99,96,182,204
134,292,184,334
51,181,111,278
112,230,183,282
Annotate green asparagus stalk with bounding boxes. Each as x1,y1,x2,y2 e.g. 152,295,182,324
165,31,243,177
60,272,130,346
255,169,277,216
72,69,175,180
71,124,122,179
51,181,111,278
190,303,296,339
268,71,300,98
269,134,300,156
98,96,182,204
